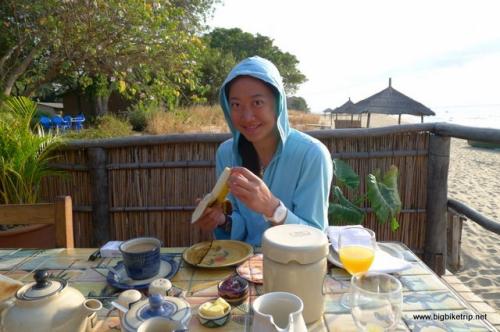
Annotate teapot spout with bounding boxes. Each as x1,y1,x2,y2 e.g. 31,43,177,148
82,299,102,332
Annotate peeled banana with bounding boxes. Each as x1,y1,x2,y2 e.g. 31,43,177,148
191,167,231,223
212,167,231,204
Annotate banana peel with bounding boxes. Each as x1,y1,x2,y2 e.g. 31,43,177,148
191,167,231,223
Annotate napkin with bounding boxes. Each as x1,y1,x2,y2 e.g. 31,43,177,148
326,226,412,273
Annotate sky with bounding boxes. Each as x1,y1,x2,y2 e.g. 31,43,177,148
208,0,500,119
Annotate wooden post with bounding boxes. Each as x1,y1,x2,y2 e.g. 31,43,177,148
54,196,74,248
421,115,424,123
447,210,464,271
424,134,450,275
88,147,110,246
398,114,402,124
367,113,371,128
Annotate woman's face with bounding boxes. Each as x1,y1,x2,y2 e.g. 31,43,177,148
228,76,277,145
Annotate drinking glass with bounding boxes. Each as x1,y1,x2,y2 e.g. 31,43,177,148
338,226,376,308
351,272,403,331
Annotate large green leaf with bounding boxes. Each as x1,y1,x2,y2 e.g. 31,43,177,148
333,159,359,190
366,166,402,230
328,186,364,225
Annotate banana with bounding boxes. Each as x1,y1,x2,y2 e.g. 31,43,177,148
191,167,231,223
212,167,231,204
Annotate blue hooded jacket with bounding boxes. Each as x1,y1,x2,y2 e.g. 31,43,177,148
215,56,333,246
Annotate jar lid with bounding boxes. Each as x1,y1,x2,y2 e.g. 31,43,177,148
122,294,191,331
262,224,328,264
117,289,142,309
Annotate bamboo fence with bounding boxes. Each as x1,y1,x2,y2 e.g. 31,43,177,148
38,122,500,274
39,126,428,249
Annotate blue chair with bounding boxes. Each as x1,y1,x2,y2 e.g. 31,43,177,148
39,116,52,132
51,116,65,132
73,113,85,131
63,115,73,131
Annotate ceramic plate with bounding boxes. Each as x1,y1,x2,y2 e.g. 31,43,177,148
107,256,178,290
236,254,263,284
328,242,404,269
183,240,253,268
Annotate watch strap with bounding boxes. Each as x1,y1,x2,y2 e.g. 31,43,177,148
264,200,287,225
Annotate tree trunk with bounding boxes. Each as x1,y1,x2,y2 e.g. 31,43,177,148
88,94,110,118
3,48,38,96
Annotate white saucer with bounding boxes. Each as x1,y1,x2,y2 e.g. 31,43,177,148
107,257,177,290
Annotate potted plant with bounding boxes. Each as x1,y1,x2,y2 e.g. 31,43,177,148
0,96,63,245
328,159,402,231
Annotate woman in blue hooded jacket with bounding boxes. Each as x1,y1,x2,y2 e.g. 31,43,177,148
194,56,333,246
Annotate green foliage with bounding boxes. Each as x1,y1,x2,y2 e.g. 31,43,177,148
62,114,133,140
329,159,402,231
198,48,237,104
1,0,217,110
199,28,307,103
287,96,310,112
0,97,62,204
127,101,162,131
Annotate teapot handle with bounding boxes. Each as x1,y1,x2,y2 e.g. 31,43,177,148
0,298,14,331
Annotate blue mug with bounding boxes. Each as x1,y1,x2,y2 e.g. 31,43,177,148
119,237,162,280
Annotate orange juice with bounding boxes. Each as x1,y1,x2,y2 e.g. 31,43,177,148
339,245,375,275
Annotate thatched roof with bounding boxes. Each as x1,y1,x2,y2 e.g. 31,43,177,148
324,98,359,114
354,79,435,116
333,98,359,114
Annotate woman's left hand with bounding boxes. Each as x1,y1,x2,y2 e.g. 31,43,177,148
228,167,279,217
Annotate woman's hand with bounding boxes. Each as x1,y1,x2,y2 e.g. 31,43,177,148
228,167,279,217
193,200,226,234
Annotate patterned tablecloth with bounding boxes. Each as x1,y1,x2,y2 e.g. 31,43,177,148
0,243,495,331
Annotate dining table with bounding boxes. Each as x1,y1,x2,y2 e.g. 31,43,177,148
0,242,495,331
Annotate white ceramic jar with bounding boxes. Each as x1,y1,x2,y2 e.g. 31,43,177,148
262,224,328,323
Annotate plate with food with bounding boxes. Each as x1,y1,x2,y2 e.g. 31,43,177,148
183,240,253,268
236,254,263,284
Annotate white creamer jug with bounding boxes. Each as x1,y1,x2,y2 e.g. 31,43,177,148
262,224,328,323
252,292,306,332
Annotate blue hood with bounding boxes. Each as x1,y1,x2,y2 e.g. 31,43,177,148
219,56,290,158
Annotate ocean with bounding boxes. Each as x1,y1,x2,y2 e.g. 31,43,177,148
401,105,500,130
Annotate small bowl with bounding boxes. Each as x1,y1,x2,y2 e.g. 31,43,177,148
197,300,232,328
218,275,249,306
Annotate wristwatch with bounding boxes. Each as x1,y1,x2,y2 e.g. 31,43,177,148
264,200,287,225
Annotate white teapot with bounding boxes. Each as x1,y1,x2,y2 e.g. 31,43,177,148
0,270,102,332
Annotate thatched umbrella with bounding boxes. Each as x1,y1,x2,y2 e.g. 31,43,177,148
354,78,435,127
324,98,360,126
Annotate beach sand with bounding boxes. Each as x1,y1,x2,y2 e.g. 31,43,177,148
448,138,500,313
352,114,500,313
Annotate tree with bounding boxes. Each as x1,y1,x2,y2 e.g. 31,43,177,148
198,48,236,105
287,96,309,112
199,28,307,103
0,0,217,115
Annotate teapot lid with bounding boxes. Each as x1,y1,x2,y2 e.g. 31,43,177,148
122,294,191,331
16,270,66,301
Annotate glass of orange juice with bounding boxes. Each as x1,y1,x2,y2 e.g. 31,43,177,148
338,226,376,308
